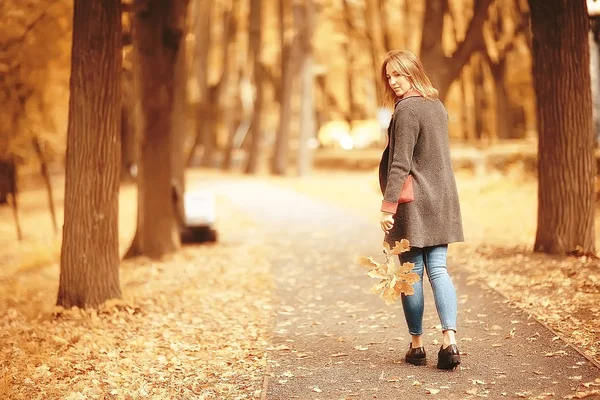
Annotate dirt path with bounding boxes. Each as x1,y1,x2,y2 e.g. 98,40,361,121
1,170,599,399
206,177,600,400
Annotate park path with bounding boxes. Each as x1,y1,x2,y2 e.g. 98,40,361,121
203,177,600,400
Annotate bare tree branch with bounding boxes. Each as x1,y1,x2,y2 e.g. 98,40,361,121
447,0,494,82
2,10,50,50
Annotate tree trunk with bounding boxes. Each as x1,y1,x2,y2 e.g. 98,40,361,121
377,0,392,51
529,0,595,256
222,0,245,171
171,19,188,228
120,65,138,182
342,0,359,123
365,0,386,103
10,191,22,241
245,0,264,174
57,0,122,308
489,59,514,139
297,0,315,177
1,159,22,240
32,137,58,234
590,19,600,144
272,0,296,175
420,0,493,101
420,0,448,93
0,160,16,206
459,68,473,142
472,55,486,142
125,0,188,259
186,0,213,167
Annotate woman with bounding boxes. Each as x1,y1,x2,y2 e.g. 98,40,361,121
378,50,464,370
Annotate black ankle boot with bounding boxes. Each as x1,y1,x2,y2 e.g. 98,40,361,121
437,344,461,370
405,344,427,366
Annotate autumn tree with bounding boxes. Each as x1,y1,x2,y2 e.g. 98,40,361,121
186,0,214,167
245,0,266,174
0,0,71,234
420,0,494,101
342,0,365,122
271,0,296,175
528,0,596,255
57,0,122,308
296,0,316,176
481,0,529,140
125,0,190,259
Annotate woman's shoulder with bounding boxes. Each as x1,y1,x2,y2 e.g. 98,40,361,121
395,97,446,116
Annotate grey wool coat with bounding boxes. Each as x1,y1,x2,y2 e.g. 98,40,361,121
378,96,464,248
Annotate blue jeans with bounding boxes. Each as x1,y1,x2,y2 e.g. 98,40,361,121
399,245,457,336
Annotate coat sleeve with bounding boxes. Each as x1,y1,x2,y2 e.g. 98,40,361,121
381,106,419,214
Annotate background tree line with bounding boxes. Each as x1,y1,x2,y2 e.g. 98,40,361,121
0,0,597,308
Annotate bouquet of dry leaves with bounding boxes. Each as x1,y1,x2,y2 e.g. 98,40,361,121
357,239,420,305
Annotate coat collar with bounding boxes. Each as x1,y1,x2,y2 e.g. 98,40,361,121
394,89,422,107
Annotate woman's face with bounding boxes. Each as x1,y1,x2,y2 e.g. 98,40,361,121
386,63,412,98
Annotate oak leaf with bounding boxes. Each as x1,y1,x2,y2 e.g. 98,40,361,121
384,239,410,255
359,240,420,304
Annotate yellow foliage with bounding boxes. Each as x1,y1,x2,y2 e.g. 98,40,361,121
0,0,72,162
358,239,420,305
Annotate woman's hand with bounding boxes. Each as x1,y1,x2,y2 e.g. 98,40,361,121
380,212,395,233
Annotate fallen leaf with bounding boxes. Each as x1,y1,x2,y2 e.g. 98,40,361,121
505,327,516,339
384,239,410,255
570,390,600,399
359,240,420,304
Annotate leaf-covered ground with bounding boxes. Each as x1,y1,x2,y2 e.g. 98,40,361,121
1,167,599,399
273,168,600,367
0,184,274,399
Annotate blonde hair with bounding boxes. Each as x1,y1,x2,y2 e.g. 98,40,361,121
381,50,438,107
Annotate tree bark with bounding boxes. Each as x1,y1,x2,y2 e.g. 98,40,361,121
125,0,188,259
590,19,600,143
365,0,386,103
529,0,595,255
489,59,513,139
472,55,486,142
377,0,393,51
342,0,360,123
32,137,58,234
199,4,237,168
57,0,122,308
120,64,138,182
272,0,296,175
186,0,213,167
1,159,22,240
459,68,473,142
480,0,528,140
171,17,188,228
245,0,264,174
420,0,493,101
297,0,316,177
222,1,244,171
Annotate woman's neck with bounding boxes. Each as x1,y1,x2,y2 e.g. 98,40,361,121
399,89,421,99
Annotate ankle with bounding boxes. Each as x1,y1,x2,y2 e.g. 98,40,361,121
411,335,423,348
442,330,457,348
